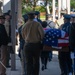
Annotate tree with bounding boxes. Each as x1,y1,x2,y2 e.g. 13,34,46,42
71,0,75,9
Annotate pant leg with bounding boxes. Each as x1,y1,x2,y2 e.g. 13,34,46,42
33,51,40,75
74,49,75,74
58,52,68,74
0,45,7,75
24,43,41,75
6,48,10,67
66,52,73,73
24,44,34,75
41,51,45,65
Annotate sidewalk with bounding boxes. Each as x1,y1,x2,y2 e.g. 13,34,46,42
6,51,61,75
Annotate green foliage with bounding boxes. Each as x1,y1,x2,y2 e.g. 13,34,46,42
35,6,46,12
71,0,75,9
22,6,46,14
22,7,33,15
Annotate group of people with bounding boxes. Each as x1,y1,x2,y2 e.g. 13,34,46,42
0,10,75,75
18,11,75,75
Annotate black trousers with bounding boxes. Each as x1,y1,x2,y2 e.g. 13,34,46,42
41,51,49,68
58,51,73,74
24,42,41,75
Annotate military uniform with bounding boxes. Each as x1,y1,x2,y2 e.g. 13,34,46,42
22,12,44,75
58,14,73,75
69,14,75,75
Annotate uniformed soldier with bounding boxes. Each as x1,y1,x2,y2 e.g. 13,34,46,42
58,14,73,75
22,12,44,75
46,14,56,29
69,14,75,75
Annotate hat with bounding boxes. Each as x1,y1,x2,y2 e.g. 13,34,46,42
0,15,5,19
34,11,40,15
22,14,28,20
70,14,75,18
64,14,71,19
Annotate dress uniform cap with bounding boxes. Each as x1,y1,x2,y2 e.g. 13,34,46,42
22,14,28,20
0,15,5,19
64,14,71,19
34,11,40,15
70,14,75,18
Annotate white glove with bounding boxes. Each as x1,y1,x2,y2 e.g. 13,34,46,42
70,52,74,59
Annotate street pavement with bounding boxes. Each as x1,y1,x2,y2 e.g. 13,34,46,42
6,51,61,75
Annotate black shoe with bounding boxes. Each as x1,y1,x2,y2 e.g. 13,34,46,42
41,66,45,71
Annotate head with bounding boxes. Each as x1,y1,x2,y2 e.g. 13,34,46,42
60,13,64,18
28,12,35,20
42,21,47,28
34,11,40,19
22,14,28,23
0,15,5,24
63,14,71,23
3,13,11,21
48,16,52,20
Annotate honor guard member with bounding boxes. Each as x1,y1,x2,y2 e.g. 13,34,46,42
22,12,44,75
69,14,75,75
46,14,56,29
58,14,73,75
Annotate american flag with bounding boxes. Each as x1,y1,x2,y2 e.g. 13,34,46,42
43,28,69,49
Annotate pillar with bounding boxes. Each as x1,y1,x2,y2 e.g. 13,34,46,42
66,0,70,14
52,0,55,21
11,0,17,70
58,0,61,19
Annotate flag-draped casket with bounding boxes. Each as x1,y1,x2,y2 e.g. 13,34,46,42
42,28,69,52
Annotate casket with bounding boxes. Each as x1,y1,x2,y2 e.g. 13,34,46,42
43,45,69,52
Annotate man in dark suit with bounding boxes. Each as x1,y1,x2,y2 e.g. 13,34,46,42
0,15,9,75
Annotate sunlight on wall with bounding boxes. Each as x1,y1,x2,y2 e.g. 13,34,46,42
3,0,11,13
3,0,10,5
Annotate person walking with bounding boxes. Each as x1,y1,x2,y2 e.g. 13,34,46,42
3,12,11,68
18,14,28,75
69,14,75,75
40,21,50,71
22,12,44,75
58,14,73,75
0,15,9,75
